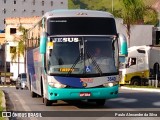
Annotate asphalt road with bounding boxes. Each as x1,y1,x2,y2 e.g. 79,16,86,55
1,87,160,120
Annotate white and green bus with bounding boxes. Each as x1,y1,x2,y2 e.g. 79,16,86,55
26,9,127,106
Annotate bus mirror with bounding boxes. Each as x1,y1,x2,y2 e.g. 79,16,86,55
119,33,128,55
40,32,47,54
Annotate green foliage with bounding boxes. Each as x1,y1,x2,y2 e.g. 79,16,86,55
120,0,145,24
68,0,80,9
68,0,158,47
0,91,5,120
10,47,16,53
144,6,159,25
80,0,110,11
120,0,158,25
0,91,2,106
18,40,25,56
119,0,158,46
69,0,112,10
11,25,27,63
68,0,158,25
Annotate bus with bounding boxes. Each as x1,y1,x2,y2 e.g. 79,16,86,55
26,9,127,106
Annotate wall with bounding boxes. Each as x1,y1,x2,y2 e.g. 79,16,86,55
0,33,5,72
5,16,41,80
0,0,68,29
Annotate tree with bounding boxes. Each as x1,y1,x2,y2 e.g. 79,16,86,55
143,6,158,25
68,0,114,11
68,0,158,46
68,0,81,9
11,25,27,74
118,0,158,47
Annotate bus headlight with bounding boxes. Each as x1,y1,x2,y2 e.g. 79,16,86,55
108,83,114,87
103,82,118,87
49,82,66,88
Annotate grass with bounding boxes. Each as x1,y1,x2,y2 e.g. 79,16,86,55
0,90,5,120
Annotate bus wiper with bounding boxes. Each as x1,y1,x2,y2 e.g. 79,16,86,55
67,54,81,75
86,51,103,75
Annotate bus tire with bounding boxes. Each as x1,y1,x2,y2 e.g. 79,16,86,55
29,75,31,91
31,91,37,98
96,99,106,106
44,98,52,106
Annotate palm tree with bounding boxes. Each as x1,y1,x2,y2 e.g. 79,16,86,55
11,25,27,74
119,0,158,47
143,6,158,25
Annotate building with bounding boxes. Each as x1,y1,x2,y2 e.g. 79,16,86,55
0,0,68,30
0,33,5,44
1,0,67,82
0,33,11,83
5,16,41,81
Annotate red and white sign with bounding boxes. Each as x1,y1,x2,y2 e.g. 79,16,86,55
80,92,91,97
80,78,93,83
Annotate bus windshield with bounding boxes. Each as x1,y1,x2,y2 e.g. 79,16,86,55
47,17,117,35
47,36,117,77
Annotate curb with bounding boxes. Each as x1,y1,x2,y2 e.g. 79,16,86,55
1,91,6,111
120,86,160,92
1,91,9,120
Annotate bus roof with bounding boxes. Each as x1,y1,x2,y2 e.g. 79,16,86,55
43,9,114,19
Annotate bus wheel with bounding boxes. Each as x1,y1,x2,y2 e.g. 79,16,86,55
44,98,52,106
31,91,37,98
96,99,106,106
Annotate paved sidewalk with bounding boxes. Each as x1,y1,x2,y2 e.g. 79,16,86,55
120,86,160,92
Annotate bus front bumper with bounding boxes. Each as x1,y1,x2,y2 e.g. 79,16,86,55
47,85,119,100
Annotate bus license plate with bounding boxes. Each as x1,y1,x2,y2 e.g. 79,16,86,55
80,92,91,97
